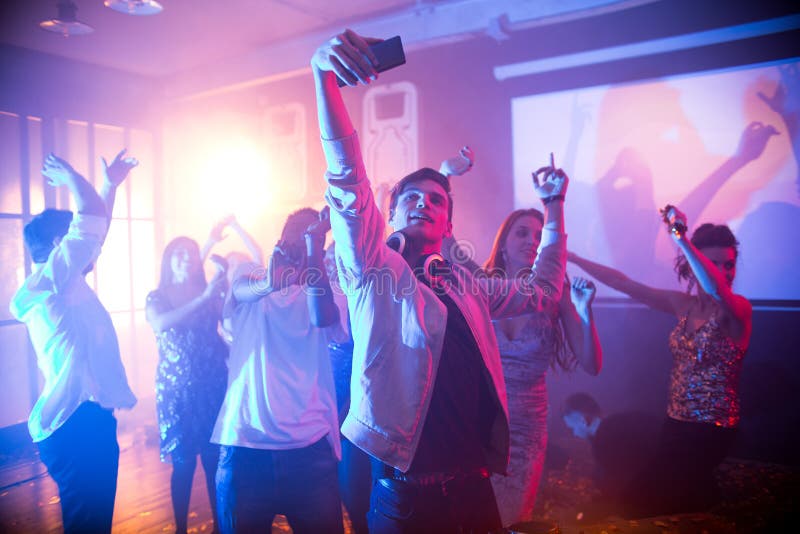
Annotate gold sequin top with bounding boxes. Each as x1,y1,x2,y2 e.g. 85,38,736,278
667,309,747,428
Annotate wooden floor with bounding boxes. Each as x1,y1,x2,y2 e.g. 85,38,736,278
0,409,348,534
3,409,796,533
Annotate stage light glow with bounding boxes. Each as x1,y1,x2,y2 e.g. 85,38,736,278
193,137,273,224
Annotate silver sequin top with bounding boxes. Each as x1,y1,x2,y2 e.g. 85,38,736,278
667,310,746,428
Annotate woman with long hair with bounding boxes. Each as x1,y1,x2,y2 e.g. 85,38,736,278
146,236,228,534
569,205,751,516
485,207,602,528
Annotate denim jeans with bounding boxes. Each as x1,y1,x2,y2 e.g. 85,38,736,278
36,401,120,534
215,437,343,534
368,472,501,534
338,437,371,533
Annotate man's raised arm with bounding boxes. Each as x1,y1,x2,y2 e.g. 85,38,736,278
98,149,138,234
311,29,379,140
42,154,105,217
312,31,388,283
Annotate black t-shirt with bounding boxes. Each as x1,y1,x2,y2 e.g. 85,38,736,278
408,286,496,474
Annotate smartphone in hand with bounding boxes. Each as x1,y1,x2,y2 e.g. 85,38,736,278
337,36,406,87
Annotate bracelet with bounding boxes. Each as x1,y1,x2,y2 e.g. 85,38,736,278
542,195,565,205
669,221,687,239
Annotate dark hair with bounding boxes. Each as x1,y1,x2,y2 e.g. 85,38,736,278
278,207,319,269
483,208,544,277
674,223,739,291
484,208,574,371
282,207,320,242
157,237,206,291
388,168,453,222
23,209,74,263
563,392,602,420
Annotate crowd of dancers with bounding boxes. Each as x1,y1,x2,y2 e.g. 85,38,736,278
10,29,757,534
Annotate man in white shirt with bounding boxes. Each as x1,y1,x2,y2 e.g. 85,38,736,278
212,207,348,534
10,151,138,533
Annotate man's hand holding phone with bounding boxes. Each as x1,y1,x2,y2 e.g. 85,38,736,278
311,29,406,87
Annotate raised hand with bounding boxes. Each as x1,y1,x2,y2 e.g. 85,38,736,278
734,121,779,162
439,146,475,177
42,153,80,187
311,29,380,86
531,163,569,201
757,64,800,121
101,149,138,187
266,239,302,289
209,215,235,243
570,276,597,312
305,206,332,256
209,254,229,275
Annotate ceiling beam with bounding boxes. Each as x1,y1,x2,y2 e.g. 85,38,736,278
165,0,659,101
494,13,800,80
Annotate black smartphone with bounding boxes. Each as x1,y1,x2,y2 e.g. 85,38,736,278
336,35,406,87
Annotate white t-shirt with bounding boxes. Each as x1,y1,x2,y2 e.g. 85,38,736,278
10,213,137,442
211,266,346,459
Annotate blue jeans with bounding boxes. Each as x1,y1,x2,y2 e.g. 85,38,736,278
36,402,120,534
339,437,371,533
215,437,343,534
368,471,501,534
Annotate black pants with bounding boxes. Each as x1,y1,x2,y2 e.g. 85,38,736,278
368,469,501,534
620,417,737,517
37,402,120,534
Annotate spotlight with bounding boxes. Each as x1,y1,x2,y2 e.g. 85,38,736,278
39,1,94,37
104,0,164,16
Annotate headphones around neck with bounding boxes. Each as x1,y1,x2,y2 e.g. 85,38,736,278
386,231,452,287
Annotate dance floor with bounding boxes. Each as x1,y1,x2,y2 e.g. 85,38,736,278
1,420,216,533
1,408,796,533
0,407,321,534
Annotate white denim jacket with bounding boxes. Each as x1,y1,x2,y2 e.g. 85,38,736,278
323,133,566,473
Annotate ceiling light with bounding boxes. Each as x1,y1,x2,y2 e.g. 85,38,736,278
39,1,94,37
104,0,164,16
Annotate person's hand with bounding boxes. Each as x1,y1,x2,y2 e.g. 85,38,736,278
101,149,138,187
570,276,597,312
208,215,235,243
203,270,227,300
439,146,475,177
42,153,80,187
209,254,229,275
734,121,779,162
311,29,380,86
660,204,688,240
757,65,800,121
267,240,302,288
532,162,569,202
304,206,331,256
226,214,241,229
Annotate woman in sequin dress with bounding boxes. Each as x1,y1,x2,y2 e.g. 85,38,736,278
485,208,603,528
569,205,751,516
146,236,229,534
